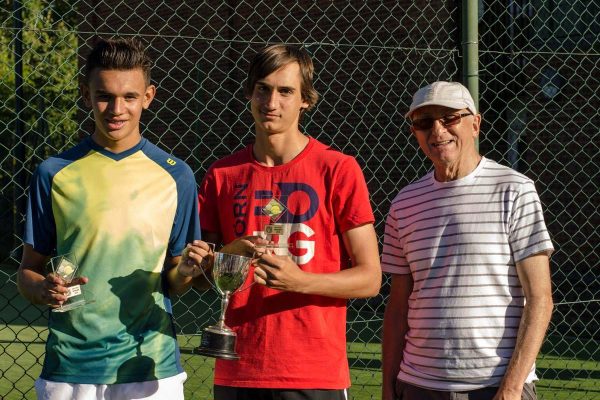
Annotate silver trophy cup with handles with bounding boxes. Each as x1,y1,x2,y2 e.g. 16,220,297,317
195,251,253,360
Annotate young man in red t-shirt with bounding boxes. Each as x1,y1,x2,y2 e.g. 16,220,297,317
195,44,381,400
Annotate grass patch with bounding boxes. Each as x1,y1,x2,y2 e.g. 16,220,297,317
1,272,597,400
0,326,599,399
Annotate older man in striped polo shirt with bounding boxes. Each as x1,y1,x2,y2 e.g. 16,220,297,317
382,81,554,400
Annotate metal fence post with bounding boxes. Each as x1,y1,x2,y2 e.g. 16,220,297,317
462,0,479,149
12,0,25,251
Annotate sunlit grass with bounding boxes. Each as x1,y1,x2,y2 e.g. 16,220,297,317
0,326,597,400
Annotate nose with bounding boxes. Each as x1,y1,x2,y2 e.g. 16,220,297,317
109,97,125,115
431,118,446,134
264,90,278,109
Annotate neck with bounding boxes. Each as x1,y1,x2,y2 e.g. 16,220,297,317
434,154,482,182
253,130,309,166
91,132,142,154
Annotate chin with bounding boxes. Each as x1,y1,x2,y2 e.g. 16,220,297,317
106,132,127,141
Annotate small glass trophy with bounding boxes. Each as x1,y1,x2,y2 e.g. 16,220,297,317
51,253,93,312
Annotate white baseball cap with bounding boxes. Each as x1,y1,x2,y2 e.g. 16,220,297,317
406,81,477,119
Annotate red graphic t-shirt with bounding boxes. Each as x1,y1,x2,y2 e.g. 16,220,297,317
198,137,374,389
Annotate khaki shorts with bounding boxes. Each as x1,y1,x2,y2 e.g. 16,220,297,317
34,372,187,400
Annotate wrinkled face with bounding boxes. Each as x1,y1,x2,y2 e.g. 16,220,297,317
410,105,480,168
249,62,309,136
82,68,155,152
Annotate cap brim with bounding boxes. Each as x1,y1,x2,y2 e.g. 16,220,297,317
406,101,476,119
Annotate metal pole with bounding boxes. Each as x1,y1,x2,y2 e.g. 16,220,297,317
13,0,26,250
462,0,479,149
506,0,521,170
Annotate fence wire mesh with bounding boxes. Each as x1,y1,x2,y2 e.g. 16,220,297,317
0,1,598,399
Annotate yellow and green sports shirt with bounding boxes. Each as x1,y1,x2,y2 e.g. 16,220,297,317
24,136,200,384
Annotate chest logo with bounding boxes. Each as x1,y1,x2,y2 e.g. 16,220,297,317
166,158,176,166
262,198,287,222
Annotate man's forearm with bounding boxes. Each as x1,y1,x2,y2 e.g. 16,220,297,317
166,243,216,295
382,303,408,400
294,263,381,299
166,265,194,296
17,267,46,304
497,295,553,395
382,274,413,400
18,245,50,305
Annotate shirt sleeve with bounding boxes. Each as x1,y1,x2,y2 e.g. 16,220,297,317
331,156,375,233
24,162,57,256
168,164,201,257
508,179,554,262
381,204,410,275
197,165,222,234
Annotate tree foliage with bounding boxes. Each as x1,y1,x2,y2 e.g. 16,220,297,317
1,0,79,259
1,0,79,174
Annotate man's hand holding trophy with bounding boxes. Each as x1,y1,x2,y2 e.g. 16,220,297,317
182,237,292,360
49,252,94,312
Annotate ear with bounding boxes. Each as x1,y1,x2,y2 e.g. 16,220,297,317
410,125,417,137
472,113,482,138
80,84,92,108
245,86,254,101
300,99,309,110
142,84,156,110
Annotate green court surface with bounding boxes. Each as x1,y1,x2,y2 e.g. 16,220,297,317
1,272,598,399
1,325,598,400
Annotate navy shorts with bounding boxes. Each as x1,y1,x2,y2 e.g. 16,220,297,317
214,385,348,400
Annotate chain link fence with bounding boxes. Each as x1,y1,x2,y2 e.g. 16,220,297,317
0,0,598,399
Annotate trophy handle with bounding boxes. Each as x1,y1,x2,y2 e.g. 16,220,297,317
196,242,221,293
233,244,292,292
197,242,256,293
233,243,295,292
197,242,293,293
235,279,256,293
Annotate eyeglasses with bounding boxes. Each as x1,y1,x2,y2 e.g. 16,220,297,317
411,112,472,130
